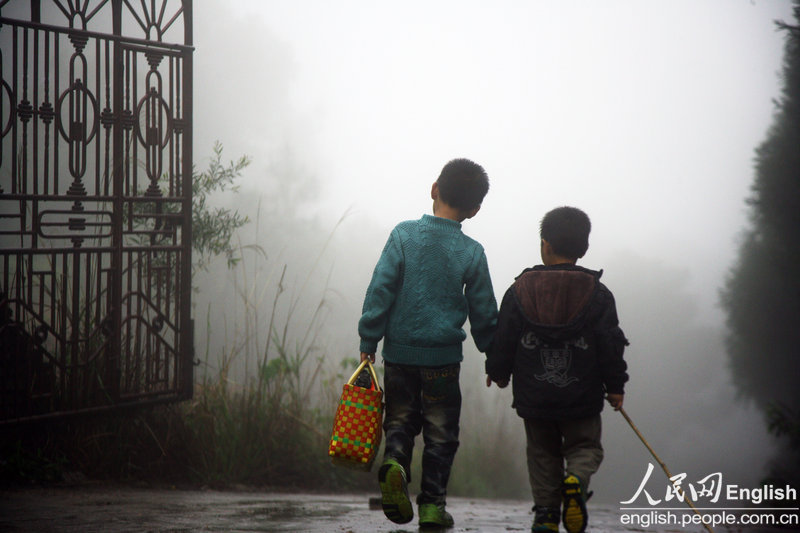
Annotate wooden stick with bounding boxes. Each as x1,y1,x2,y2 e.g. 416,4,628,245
618,406,714,533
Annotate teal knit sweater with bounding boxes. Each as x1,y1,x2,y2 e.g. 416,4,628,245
358,214,498,366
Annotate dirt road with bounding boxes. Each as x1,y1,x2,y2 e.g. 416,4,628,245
0,485,773,532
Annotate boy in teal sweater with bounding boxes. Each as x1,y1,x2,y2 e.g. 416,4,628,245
358,158,498,528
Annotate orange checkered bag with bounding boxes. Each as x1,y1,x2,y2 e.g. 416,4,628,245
328,359,383,471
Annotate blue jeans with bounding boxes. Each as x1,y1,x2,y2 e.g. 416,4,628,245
382,361,461,505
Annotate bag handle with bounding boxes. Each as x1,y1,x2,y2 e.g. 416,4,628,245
347,359,382,393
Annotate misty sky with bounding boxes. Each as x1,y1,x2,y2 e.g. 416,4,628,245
195,0,793,323
189,1,796,504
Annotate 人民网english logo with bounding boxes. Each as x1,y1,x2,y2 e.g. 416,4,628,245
618,463,799,530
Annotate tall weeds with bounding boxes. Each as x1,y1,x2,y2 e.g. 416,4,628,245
1,211,372,491
168,208,370,489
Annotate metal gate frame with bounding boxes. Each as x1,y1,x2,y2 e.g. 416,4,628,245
0,0,194,424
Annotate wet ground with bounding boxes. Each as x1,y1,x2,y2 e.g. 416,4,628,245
0,485,788,533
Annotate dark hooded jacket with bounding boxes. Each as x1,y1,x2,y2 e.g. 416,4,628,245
486,264,628,420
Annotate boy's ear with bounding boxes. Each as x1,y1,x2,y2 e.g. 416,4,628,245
541,239,552,257
431,182,439,200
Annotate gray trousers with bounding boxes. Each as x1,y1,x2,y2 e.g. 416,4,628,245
524,414,603,508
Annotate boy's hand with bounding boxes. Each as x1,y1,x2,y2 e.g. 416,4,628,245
360,352,375,363
486,375,509,388
606,393,624,411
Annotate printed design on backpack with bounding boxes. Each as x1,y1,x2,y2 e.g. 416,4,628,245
524,334,589,388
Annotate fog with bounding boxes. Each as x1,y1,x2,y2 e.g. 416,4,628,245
190,1,793,504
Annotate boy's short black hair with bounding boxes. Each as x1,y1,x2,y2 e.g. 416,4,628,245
436,158,490,212
540,206,591,259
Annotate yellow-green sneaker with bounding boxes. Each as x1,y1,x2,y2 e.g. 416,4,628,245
531,506,559,532
418,503,454,528
378,459,413,524
562,474,588,533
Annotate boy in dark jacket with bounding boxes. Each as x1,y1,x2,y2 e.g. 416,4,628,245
486,206,628,533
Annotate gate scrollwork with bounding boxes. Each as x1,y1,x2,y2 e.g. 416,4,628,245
0,0,194,423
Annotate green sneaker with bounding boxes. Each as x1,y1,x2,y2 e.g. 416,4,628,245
562,474,588,533
531,506,559,532
418,503,454,528
378,459,413,524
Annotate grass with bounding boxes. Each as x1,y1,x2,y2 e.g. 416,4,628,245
1,215,372,492
1,340,373,492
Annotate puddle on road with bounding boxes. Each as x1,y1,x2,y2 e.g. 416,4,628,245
237,501,351,519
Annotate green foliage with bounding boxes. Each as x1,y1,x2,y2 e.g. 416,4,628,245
722,3,800,488
124,141,250,288
767,403,800,444
192,142,252,273
722,5,800,409
164,208,371,490
177,377,342,488
762,403,800,493
0,342,371,491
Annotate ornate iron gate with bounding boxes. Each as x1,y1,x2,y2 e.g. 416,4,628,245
0,0,193,423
